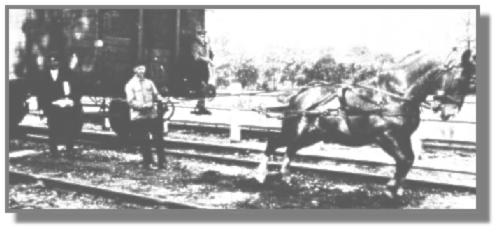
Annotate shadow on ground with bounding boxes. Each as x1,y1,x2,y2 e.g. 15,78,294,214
189,170,424,209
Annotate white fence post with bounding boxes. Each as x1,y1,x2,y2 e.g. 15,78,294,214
230,108,241,142
103,117,111,130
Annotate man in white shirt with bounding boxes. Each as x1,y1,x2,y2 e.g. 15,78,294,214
125,63,166,169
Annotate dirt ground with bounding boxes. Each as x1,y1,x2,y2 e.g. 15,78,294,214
9,139,476,209
9,182,162,209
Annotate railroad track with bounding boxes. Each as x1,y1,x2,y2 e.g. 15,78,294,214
17,124,475,175
14,124,476,194
9,170,207,209
166,120,477,153
26,111,476,153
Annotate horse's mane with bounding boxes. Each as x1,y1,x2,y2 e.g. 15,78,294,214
405,60,440,85
402,61,444,102
361,52,440,94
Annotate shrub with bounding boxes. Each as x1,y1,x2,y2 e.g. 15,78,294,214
235,59,259,89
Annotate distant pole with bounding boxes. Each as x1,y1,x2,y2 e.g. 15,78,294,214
137,9,144,62
462,12,474,50
174,10,181,60
466,13,471,49
95,9,100,39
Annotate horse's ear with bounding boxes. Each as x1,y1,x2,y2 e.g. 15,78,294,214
461,49,472,65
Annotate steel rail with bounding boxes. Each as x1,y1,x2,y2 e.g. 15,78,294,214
9,171,210,209
17,124,476,174
14,125,476,194
165,120,477,153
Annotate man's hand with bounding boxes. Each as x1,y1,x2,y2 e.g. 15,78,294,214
154,94,169,104
200,56,213,66
139,103,153,110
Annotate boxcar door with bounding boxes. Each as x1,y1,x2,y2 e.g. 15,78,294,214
97,10,138,97
143,10,177,95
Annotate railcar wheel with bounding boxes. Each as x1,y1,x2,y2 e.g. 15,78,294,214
205,84,217,102
108,98,131,141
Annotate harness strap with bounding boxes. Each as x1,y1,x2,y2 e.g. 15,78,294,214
339,86,409,117
353,82,411,102
339,86,381,115
305,90,340,112
339,86,349,110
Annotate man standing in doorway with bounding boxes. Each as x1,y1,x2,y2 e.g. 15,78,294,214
190,26,214,115
125,63,167,169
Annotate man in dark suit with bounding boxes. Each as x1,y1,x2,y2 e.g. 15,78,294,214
36,54,83,157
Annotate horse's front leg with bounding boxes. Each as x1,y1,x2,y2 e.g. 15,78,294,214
280,147,295,183
377,132,415,198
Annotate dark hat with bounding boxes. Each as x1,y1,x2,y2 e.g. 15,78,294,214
47,51,61,61
195,25,207,34
134,60,147,67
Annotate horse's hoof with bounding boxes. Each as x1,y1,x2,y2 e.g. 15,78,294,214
253,168,268,184
282,175,292,184
383,186,404,199
280,166,291,177
280,170,292,184
383,189,395,199
386,179,397,187
395,187,404,196
254,173,267,184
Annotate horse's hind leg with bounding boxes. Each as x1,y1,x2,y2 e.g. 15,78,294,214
280,120,323,183
377,132,415,197
255,118,299,183
265,134,287,159
254,135,287,183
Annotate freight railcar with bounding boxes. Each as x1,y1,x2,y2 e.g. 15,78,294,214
10,9,212,137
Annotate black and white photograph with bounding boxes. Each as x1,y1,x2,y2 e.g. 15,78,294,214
7,7,478,210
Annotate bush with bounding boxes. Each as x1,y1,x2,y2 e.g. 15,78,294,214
280,60,307,87
235,59,259,89
215,76,230,88
304,55,339,83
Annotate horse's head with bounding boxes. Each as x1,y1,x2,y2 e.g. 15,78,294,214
432,48,476,120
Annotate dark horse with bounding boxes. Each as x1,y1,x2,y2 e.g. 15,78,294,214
254,49,475,197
